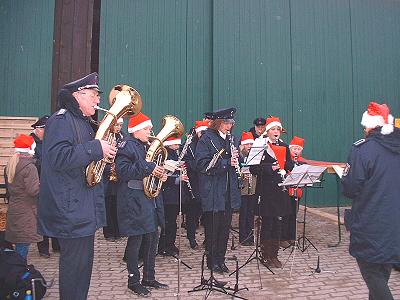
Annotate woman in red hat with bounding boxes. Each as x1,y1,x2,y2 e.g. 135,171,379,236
249,116,295,268
5,134,42,260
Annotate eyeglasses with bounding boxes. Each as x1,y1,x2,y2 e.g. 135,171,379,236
78,92,100,99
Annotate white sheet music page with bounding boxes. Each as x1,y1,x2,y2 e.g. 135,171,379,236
331,165,344,178
246,137,267,166
279,164,326,187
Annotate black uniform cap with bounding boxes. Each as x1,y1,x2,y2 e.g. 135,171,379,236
209,107,236,120
203,111,213,120
63,72,102,93
253,117,266,126
31,115,50,128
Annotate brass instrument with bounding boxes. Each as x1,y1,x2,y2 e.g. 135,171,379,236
143,115,184,198
86,85,142,187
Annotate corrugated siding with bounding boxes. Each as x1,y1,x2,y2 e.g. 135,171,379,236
99,0,400,206
0,0,54,117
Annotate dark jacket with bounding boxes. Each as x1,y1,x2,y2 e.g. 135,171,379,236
38,94,105,238
195,129,241,212
342,128,400,264
249,138,294,216
162,148,182,205
184,134,201,200
115,136,164,236
249,127,261,139
5,155,42,243
30,132,43,176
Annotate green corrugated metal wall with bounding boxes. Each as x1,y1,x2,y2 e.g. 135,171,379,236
99,0,400,206
0,0,55,117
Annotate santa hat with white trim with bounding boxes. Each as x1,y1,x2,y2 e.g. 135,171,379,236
361,102,394,135
241,132,254,145
195,120,209,133
163,137,182,146
289,136,304,149
14,134,36,155
265,116,283,132
128,112,152,133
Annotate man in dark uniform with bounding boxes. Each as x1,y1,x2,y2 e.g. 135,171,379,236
195,108,241,274
31,115,61,258
115,112,168,297
38,73,117,300
184,120,208,249
249,117,266,139
342,102,400,300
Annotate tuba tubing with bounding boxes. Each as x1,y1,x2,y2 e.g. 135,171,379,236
86,85,142,187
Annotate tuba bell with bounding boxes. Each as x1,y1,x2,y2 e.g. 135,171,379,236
86,85,142,186
143,115,184,198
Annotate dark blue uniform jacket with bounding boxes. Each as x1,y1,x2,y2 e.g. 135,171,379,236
195,129,241,212
342,128,400,264
162,148,185,205
184,136,201,201
38,109,105,238
115,136,165,236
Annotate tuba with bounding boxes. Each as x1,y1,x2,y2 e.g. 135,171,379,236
143,115,184,198
86,85,142,186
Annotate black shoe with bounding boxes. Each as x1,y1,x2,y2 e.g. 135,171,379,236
39,252,50,259
128,283,151,297
189,240,198,249
141,279,169,290
219,262,229,273
394,264,400,272
210,264,224,274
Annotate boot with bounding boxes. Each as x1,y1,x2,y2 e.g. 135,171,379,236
259,240,273,267
269,240,282,268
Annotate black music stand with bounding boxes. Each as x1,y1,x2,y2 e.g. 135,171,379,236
279,165,325,277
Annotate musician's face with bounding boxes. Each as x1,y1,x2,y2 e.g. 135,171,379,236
255,124,266,135
242,143,252,152
133,125,152,143
73,89,100,116
290,146,302,157
267,126,281,142
167,144,180,151
114,123,122,134
219,120,234,134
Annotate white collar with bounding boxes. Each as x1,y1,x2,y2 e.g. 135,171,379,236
218,131,227,140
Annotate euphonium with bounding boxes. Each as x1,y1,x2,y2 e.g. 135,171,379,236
86,85,142,187
143,115,184,198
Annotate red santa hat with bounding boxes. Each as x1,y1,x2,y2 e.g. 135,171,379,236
289,136,305,149
265,116,283,132
361,102,394,135
241,132,254,145
128,112,152,133
195,120,209,133
14,134,36,154
163,136,182,146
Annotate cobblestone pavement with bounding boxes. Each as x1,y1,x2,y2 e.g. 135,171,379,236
28,207,400,300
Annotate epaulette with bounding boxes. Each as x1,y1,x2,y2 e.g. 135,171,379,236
117,140,127,149
353,139,367,147
56,108,67,115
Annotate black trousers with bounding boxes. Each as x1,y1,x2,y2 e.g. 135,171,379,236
159,204,179,251
260,215,296,241
37,236,60,253
185,199,202,242
357,259,394,300
58,235,95,300
203,208,232,266
103,195,120,239
239,195,256,242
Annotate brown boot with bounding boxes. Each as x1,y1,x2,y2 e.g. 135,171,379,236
269,240,282,268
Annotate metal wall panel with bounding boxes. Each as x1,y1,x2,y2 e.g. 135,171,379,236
0,0,54,117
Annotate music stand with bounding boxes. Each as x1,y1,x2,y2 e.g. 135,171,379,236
279,164,326,277
229,144,274,289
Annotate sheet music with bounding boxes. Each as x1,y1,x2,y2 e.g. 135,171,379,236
331,165,344,178
279,164,326,187
246,137,267,165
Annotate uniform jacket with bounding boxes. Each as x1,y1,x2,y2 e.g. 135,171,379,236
38,101,105,238
115,136,165,236
195,129,241,212
162,148,183,205
184,134,201,201
342,128,400,264
5,155,42,243
249,138,294,216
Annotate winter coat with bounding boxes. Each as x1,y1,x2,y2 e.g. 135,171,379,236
5,155,42,243
162,148,184,205
249,138,294,216
195,129,241,212
342,128,400,264
38,98,106,238
115,136,164,236
183,135,201,201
